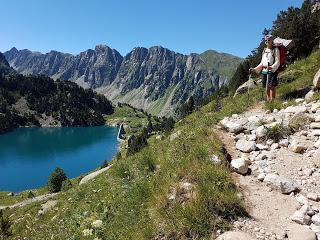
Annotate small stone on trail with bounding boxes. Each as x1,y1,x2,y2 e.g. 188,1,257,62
236,139,256,153
231,158,249,175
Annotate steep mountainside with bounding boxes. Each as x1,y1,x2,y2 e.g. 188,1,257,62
5,46,242,115
0,52,113,134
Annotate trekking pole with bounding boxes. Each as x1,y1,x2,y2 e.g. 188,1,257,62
247,73,252,106
266,62,270,101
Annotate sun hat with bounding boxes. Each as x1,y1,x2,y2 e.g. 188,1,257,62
264,35,273,41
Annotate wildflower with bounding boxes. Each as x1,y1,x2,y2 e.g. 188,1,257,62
82,228,93,236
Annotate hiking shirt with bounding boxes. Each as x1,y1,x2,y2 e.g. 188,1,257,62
255,47,280,74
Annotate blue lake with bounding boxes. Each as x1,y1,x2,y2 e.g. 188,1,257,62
0,126,119,192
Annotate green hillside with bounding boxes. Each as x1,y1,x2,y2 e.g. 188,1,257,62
200,50,243,79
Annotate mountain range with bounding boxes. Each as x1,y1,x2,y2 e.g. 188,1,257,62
4,45,242,115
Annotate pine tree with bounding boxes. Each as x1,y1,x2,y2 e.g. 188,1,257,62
48,167,67,193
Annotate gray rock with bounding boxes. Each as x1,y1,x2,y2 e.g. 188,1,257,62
305,90,315,101
233,78,259,97
310,223,320,233
312,214,320,226
211,155,222,165
230,158,249,175
257,173,266,181
296,194,310,206
256,144,269,150
307,193,319,202
289,139,307,153
315,115,320,122
295,98,305,103
303,168,314,176
270,143,279,150
264,174,299,194
311,130,320,136
284,105,307,114
279,138,289,147
38,200,57,216
255,125,267,138
220,118,245,133
313,68,320,89
236,139,256,153
310,122,320,129
216,231,256,240
170,130,181,141
287,225,317,240
290,208,311,225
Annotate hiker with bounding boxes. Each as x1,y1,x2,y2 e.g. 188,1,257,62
250,35,280,102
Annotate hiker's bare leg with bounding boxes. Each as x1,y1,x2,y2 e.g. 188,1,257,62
270,87,276,101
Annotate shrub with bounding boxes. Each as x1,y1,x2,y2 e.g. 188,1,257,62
265,123,291,142
48,167,67,193
27,191,35,198
0,210,12,238
61,179,73,192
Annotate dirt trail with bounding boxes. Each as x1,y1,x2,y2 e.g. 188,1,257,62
0,193,58,210
215,102,320,240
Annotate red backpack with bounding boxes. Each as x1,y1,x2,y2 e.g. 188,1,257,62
272,37,294,72
272,44,287,72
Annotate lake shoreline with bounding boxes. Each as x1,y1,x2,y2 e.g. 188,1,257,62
0,125,119,193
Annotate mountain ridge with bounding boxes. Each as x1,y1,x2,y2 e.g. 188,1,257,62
4,45,243,115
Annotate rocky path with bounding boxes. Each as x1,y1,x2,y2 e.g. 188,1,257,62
215,99,320,240
0,193,58,210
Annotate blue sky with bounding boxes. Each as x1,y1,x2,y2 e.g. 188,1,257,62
0,0,303,58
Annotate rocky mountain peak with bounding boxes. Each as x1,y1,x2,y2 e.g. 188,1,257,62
126,47,148,61
94,44,111,53
8,47,18,54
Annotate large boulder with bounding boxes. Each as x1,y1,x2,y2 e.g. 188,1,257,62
284,105,307,114
236,139,256,153
264,174,299,194
216,231,256,240
287,225,317,240
233,79,259,97
313,69,320,89
220,118,247,133
38,200,58,216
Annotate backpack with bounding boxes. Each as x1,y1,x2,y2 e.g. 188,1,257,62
272,44,287,72
272,37,294,72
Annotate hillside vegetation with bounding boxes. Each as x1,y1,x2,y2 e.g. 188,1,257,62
0,54,114,133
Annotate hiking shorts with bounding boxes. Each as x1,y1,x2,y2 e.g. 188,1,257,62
262,72,278,88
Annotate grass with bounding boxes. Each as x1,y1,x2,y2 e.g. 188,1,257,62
1,49,320,240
